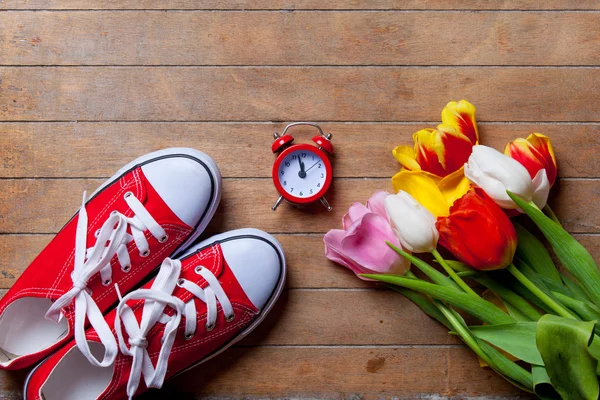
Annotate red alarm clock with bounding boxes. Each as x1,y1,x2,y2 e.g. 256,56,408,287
271,122,334,211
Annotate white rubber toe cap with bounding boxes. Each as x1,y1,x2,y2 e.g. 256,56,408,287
141,151,220,228
192,229,285,311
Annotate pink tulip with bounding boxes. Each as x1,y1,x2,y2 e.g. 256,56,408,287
324,191,410,280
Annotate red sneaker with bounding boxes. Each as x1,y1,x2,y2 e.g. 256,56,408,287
23,229,286,400
0,148,222,370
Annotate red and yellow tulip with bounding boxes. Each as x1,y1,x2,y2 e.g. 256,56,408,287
436,188,517,271
392,100,479,178
441,99,479,146
505,133,557,187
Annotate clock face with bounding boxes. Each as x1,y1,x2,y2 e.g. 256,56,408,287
276,149,328,200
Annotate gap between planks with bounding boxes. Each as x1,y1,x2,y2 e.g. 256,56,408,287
2,9,600,12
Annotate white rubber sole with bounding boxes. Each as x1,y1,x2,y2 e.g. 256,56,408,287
90,147,223,256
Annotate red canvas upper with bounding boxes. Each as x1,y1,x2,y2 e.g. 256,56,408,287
25,242,259,400
0,167,193,369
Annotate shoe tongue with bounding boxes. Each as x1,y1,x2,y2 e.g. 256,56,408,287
172,243,224,301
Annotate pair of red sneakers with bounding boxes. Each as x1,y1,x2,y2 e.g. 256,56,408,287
0,149,286,400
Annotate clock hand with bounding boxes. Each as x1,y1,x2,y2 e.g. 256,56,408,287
305,160,321,173
297,155,307,179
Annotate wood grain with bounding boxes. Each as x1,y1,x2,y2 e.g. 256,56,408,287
0,177,598,234
2,122,600,179
3,233,600,290
3,12,599,66
2,0,598,10
0,4,596,399
0,346,527,399
156,346,525,398
0,234,371,289
2,67,600,122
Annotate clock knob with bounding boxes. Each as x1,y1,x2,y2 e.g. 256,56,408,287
271,134,294,153
312,134,334,154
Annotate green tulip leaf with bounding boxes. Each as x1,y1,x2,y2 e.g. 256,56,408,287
497,272,555,314
513,258,560,301
552,292,600,322
514,222,561,284
503,301,531,321
469,322,544,365
387,285,452,330
476,338,534,392
562,272,593,303
475,274,542,321
536,314,599,400
508,191,600,308
532,365,561,400
361,274,515,325
437,301,533,392
587,335,600,376
387,242,460,290
437,259,471,273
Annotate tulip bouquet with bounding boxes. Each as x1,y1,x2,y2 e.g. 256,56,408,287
325,100,600,399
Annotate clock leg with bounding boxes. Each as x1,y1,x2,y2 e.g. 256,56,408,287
272,195,284,211
320,196,333,211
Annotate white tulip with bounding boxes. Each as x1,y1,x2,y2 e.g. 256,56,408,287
465,145,550,209
531,168,551,209
384,191,439,253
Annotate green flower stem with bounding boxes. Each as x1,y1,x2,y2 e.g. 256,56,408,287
543,204,561,226
432,249,478,296
507,263,577,320
434,301,495,366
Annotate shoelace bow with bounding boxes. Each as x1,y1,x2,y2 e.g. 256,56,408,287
115,258,233,399
45,191,167,367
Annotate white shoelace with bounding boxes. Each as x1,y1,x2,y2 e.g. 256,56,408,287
45,191,167,367
115,258,233,399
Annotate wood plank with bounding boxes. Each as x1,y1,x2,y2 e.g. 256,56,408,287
3,12,598,66
3,233,600,290
2,122,600,179
1,0,597,10
1,67,599,122
0,346,528,399
156,347,525,398
0,178,598,233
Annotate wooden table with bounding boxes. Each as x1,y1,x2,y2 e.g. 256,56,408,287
1,1,599,398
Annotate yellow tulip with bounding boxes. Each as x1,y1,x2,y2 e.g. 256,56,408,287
391,169,471,218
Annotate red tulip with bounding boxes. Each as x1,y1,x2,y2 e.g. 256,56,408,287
436,188,517,270
505,133,557,187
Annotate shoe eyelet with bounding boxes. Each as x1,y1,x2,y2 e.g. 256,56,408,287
110,210,118,216
102,278,112,286
121,264,131,273
205,322,215,332
226,313,235,323
194,265,203,274
184,332,194,340
158,234,168,243
124,191,133,199
139,250,150,258
85,287,93,296
177,278,185,287
94,229,101,238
